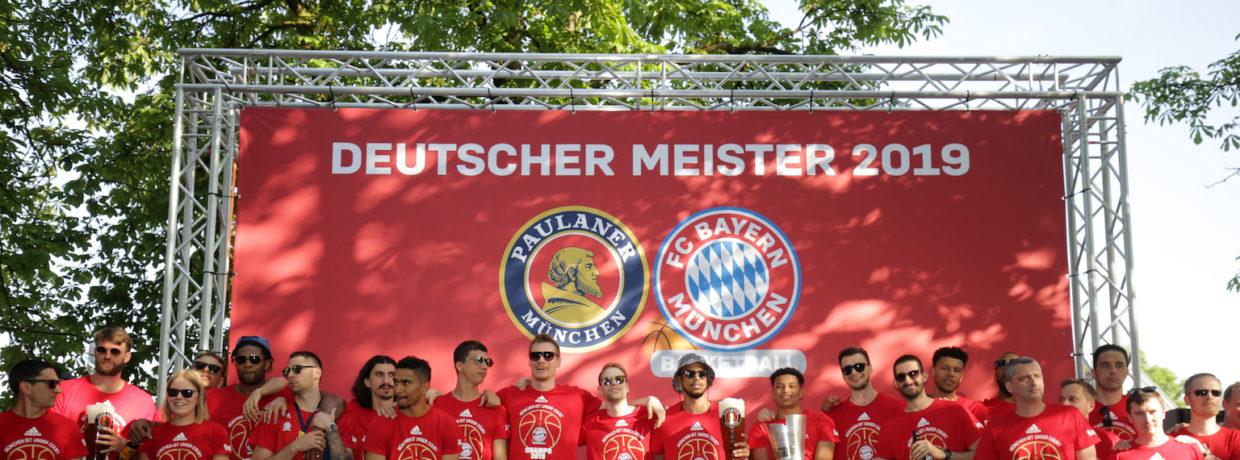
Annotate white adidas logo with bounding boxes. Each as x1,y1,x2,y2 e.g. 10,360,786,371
24,427,41,436
461,409,473,418
173,432,188,442
616,420,629,427
858,413,870,421
1150,455,1165,460
1025,424,1041,435
411,426,423,435
917,418,929,428
535,396,549,403
691,422,704,431
1086,429,1097,437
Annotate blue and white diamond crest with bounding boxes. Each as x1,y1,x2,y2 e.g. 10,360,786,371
685,239,769,319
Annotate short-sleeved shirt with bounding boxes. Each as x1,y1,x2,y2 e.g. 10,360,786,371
1111,438,1205,460
1168,426,1240,460
338,399,380,453
875,400,982,460
981,398,1015,421
363,407,462,460
975,404,1099,460
650,402,725,460
206,385,285,460
0,410,89,460
251,406,351,460
827,393,905,460
434,394,509,460
747,410,840,460
52,376,159,436
1089,394,1135,440
939,396,990,426
139,421,231,460
497,385,600,460
581,406,655,460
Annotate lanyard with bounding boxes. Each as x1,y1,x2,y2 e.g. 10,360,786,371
294,401,329,458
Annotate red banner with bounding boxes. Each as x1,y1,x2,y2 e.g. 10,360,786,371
234,108,1069,408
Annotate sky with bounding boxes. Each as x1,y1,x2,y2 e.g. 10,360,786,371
766,0,1240,392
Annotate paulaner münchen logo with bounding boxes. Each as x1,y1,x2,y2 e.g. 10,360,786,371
500,206,649,351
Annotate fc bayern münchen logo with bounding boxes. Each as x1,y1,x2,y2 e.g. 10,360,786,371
654,207,801,351
500,206,649,351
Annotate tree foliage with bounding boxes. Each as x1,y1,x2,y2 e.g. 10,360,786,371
0,0,946,404
1140,353,1184,408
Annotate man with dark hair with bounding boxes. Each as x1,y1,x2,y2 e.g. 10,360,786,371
339,355,396,452
874,355,981,460
1113,389,1203,459
749,368,837,460
929,347,990,425
1,359,88,459
980,352,1019,420
1089,344,1135,440
252,351,351,460
1168,373,1240,460
974,357,1099,460
651,353,749,460
824,346,903,460
1224,382,1240,431
433,341,509,460
364,356,461,460
193,350,228,389
582,363,654,460
52,326,158,455
1060,378,1120,459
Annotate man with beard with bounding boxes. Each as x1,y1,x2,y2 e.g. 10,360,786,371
433,341,508,460
52,326,158,455
874,355,981,460
582,363,655,460
540,247,604,324
929,347,989,426
1060,379,1120,459
651,353,749,460
252,351,350,460
1,359,88,460
1167,373,1240,460
980,352,1018,420
1089,345,1135,440
749,368,838,460
823,346,903,460
1112,389,1203,460
974,357,1099,460
364,356,461,460
339,356,396,452
1224,383,1240,431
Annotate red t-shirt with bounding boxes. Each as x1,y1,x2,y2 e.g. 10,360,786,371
51,376,160,435
1095,428,1120,460
650,402,725,460
205,385,284,460
363,407,462,460
251,406,350,460
875,400,982,460
981,398,1015,421
581,406,655,460
433,394,510,460
1089,394,1135,440
747,410,840,460
1111,438,1205,460
975,404,1100,460
0,410,89,460
1168,426,1240,460
339,399,380,453
138,421,231,460
827,393,904,460
938,396,990,426
497,384,600,460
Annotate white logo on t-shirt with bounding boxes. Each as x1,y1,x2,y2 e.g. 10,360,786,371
917,418,930,428
1025,424,1041,435
283,421,293,431
616,419,629,427
173,432,188,441
535,396,549,403
858,413,870,421
24,427,41,436
461,409,473,418
691,422,705,431
411,426,423,435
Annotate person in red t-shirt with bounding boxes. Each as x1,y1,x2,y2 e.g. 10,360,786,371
52,326,158,456
1112,389,1204,460
749,368,838,460
1089,345,1135,440
340,355,397,452
1,359,88,460
1060,378,1121,459
1224,382,1240,432
874,354,981,460
192,351,228,389
929,347,990,426
363,356,462,460
817,346,903,460
650,353,749,460
581,363,655,460
980,352,1019,421
975,357,1099,460
137,369,230,460
433,341,508,460
251,351,351,460
1168,373,1240,460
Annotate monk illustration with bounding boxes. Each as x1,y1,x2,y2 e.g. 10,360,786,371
540,247,605,324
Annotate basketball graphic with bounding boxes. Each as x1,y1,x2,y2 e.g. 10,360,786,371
603,433,645,460
845,426,880,460
7,442,56,460
230,420,254,457
677,438,718,460
920,432,947,450
1100,426,1133,441
397,441,436,460
1011,440,1062,460
460,423,484,459
518,409,563,447
159,447,202,460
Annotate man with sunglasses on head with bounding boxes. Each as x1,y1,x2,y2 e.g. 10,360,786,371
973,357,1099,460
928,347,990,426
1060,378,1121,459
980,352,1018,421
52,326,159,456
1167,373,1240,460
1089,345,1136,441
2,359,88,460
1112,388,1203,460
338,356,396,453
823,346,903,460
432,341,509,460
252,351,352,460
582,363,655,460
748,368,838,460
651,353,749,460
874,355,981,460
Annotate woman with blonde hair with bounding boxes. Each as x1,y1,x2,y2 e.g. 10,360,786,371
137,369,229,460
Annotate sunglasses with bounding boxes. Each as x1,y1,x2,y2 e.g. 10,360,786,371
681,369,709,379
994,359,1010,369
601,376,627,387
471,355,494,367
24,379,60,389
841,363,867,376
167,388,196,398
1128,386,1158,396
1100,406,1113,427
193,361,222,374
95,346,124,356
895,370,922,382
1194,389,1223,398
233,354,264,365
529,351,557,362
282,365,318,376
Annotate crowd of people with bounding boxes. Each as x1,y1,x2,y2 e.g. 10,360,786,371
3,326,1239,460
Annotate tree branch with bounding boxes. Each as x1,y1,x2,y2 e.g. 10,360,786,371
1205,167,1240,189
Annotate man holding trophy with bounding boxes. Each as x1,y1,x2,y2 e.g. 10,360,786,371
749,369,838,460
650,354,750,460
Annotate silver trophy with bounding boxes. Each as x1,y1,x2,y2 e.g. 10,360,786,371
766,414,807,460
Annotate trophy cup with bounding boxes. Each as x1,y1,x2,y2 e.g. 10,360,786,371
719,398,746,460
766,414,807,460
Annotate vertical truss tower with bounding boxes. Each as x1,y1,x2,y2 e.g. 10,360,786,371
162,49,1136,401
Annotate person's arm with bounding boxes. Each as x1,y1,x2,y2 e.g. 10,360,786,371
629,395,665,427
751,447,770,460
325,421,354,460
491,438,508,460
1075,445,1097,460
126,419,160,443
481,389,501,408
813,441,835,460
245,378,290,420
253,433,324,460
820,396,842,413
441,456,459,460
211,456,231,460
137,453,150,460
365,452,386,460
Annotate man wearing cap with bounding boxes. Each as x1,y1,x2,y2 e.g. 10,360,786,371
650,353,750,460
874,354,981,460
748,368,838,460
1167,373,1240,460
52,326,159,456
974,357,1099,460
980,352,1018,420
1089,345,1135,440
1,359,88,460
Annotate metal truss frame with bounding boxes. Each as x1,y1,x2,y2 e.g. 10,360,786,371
160,49,1139,402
